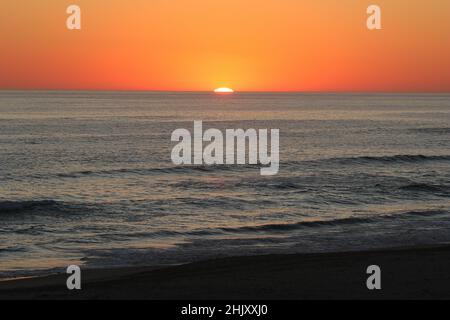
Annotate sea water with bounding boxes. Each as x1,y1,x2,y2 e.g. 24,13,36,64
0,91,449,278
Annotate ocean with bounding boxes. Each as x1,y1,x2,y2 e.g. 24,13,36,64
0,91,449,278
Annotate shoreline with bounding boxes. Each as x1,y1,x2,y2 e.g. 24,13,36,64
1,245,450,299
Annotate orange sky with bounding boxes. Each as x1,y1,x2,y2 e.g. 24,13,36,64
1,0,450,92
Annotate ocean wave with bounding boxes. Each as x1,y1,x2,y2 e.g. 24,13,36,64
345,154,450,163
0,246,26,253
409,127,450,134
216,209,449,234
220,217,373,232
0,200,59,215
399,183,449,193
266,154,450,172
52,164,253,179
0,200,97,217
16,154,450,181
315,154,450,166
78,209,448,238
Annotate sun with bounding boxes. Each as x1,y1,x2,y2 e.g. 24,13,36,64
214,87,234,93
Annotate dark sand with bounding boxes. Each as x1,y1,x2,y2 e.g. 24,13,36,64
1,246,450,300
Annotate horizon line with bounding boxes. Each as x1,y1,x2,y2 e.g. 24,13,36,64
1,88,450,94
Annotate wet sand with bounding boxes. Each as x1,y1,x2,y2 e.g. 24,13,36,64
1,246,450,300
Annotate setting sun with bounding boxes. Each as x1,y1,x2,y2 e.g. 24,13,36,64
214,88,234,93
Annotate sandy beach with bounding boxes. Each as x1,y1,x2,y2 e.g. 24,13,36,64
1,245,449,300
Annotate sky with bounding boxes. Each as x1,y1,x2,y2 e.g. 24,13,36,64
1,0,450,92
